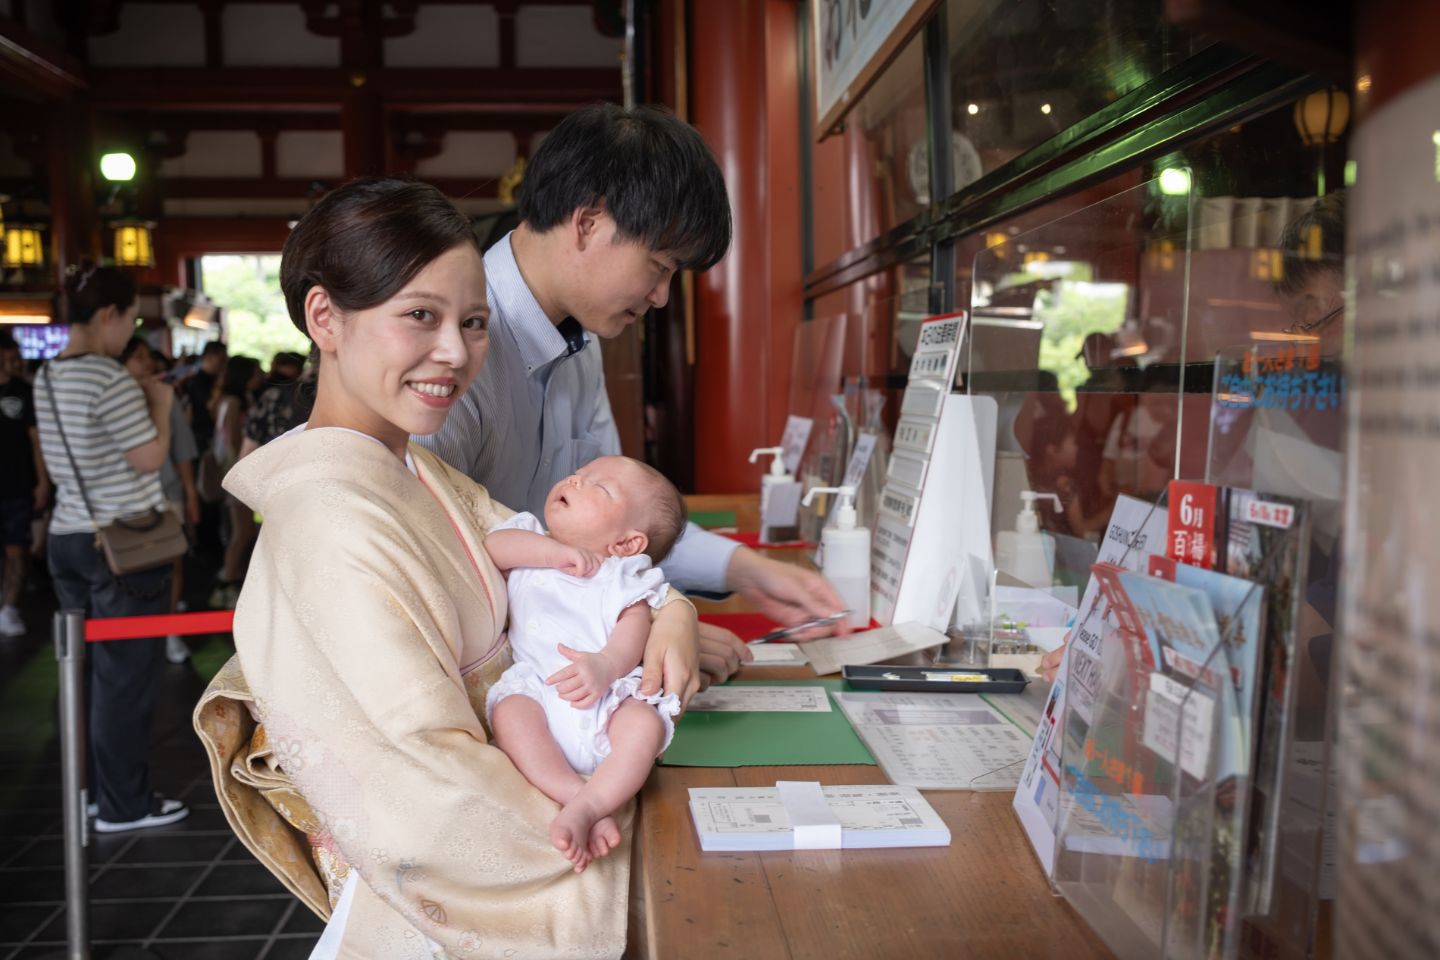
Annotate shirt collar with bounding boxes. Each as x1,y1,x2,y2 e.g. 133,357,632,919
485,232,590,375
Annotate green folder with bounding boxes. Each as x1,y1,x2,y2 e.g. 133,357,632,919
661,679,876,767
688,509,738,529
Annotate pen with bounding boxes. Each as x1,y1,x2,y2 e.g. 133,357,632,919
750,611,851,644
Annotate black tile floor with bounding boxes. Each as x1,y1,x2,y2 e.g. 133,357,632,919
0,575,322,959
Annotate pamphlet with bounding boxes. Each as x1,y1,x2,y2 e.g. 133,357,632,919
688,782,951,851
1012,495,1166,876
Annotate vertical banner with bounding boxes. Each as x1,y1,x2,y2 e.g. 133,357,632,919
811,0,940,139
1339,72,1440,958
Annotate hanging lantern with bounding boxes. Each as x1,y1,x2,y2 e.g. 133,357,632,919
2,224,45,268
113,220,155,268
1294,89,1351,146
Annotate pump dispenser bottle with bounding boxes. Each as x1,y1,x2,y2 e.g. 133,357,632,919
749,447,802,543
802,485,870,629
995,491,1062,588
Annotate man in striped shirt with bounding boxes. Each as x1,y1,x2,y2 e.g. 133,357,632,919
419,105,848,686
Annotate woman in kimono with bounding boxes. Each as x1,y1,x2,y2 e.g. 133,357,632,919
194,177,700,959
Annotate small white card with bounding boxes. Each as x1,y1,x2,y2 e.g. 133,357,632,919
799,622,947,677
747,644,810,666
841,433,879,490
779,416,814,474
688,782,951,851
1141,672,1214,779
686,685,832,713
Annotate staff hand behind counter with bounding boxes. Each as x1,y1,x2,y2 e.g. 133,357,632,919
694,548,852,688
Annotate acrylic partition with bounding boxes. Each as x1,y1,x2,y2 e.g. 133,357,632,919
795,283,938,541
965,175,1341,959
964,176,1195,660
1197,193,1343,960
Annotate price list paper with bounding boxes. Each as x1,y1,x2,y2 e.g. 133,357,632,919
834,691,1032,790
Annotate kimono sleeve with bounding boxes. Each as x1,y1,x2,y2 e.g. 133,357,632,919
242,486,626,956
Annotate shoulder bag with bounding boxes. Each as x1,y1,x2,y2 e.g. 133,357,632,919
42,363,189,576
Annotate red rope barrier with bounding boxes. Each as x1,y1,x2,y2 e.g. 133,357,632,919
84,610,235,642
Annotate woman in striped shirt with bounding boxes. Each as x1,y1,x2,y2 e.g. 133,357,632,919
36,264,191,834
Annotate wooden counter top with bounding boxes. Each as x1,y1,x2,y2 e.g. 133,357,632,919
626,495,1113,958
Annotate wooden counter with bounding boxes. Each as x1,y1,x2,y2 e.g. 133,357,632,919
625,497,1114,959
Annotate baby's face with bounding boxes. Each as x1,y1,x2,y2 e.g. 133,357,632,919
543,456,649,557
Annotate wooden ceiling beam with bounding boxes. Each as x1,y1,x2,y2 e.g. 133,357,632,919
158,176,501,200
87,66,620,110
0,17,87,99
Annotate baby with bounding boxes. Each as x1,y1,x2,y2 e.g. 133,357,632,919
483,455,689,872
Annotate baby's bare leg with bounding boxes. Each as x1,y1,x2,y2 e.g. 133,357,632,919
491,695,586,806
551,698,665,871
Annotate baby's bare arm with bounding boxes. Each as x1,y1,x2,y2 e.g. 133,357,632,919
484,528,601,577
482,528,559,572
598,603,653,679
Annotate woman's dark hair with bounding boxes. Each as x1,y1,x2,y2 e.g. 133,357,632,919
63,262,137,326
517,103,732,272
220,355,261,400
280,177,481,341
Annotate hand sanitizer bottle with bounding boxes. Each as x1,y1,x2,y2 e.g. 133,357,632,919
749,447,802,544
994,491,1062,588
802,485,869,629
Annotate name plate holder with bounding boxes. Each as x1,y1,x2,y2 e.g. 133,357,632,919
871,312,997,631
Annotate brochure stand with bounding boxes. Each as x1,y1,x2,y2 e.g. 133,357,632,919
1051,579,1251,960
1047,491,1313,960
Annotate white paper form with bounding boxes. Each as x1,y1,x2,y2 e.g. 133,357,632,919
688,783,950,851
686,685,832,713
834,691,1032,790
746,644,810,666
799,622,947,676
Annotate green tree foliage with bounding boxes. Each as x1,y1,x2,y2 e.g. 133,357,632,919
1034,280,1129,411
201,255,310,368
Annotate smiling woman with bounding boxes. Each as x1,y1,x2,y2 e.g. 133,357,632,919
194,176,701,958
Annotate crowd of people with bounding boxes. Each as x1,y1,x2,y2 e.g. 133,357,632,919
0,298,309,831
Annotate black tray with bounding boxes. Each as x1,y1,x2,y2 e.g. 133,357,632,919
842,665,1032,694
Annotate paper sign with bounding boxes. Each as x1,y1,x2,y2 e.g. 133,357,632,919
760,480,803,537
1142,672,1215,780
842,433,879,490
686,685,832,713
1243,497,1296,529
1167,480,1218,569
779,416,813,474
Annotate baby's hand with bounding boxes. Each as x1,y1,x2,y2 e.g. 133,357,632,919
546,644,619,709
552,544,603,578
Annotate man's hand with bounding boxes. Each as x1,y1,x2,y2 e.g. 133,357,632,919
725,548,851,638
697,621,753,689
547,644,619,709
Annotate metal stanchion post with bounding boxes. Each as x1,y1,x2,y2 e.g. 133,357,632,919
54,608,89,960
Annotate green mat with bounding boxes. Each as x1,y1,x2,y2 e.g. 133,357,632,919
688,509,738,529
662,679,875,767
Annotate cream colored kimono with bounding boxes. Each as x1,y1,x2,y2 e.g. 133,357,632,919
194,428,637,959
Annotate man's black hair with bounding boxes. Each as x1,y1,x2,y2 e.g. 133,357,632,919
1276,192,1345,296
517,103,732,272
